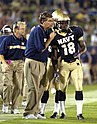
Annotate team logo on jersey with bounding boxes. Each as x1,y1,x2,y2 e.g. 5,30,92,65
57,35,74,45
44,38,47,42
57,35,75,55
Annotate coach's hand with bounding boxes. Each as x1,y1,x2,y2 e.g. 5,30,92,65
49,31,56,41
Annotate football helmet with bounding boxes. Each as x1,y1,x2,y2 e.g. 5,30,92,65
52,9,70,31
52,9,63,21
1,25,12,34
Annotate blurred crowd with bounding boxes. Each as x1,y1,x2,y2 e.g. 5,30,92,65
0,0,97,84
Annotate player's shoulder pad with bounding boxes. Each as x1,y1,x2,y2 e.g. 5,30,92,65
70,25,83,31
70,25,83,37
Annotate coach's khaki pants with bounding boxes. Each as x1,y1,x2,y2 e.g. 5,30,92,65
1,60,24,109
0,63,3,98
24,58,46,116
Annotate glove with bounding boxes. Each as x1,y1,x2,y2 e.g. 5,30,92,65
73,52,80,58
54,70,60,83
54,72,59,78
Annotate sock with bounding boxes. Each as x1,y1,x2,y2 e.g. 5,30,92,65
40,91,49,114
59,101,66,115
76,100,83,115
40,103,46,114
54,102,59,114
75,91,83,115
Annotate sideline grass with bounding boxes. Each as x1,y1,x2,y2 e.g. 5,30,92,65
0,83,97,124
0,102,97,124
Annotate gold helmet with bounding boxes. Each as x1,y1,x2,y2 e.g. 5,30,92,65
57,13,70,22
52,9,63,21
52,9,70,31
52,9,70,21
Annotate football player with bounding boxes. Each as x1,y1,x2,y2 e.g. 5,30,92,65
40,45,64,118
49,9,86,120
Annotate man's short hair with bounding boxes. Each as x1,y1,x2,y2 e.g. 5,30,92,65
13,21,26,30
39,11,52,24
12,21,26,32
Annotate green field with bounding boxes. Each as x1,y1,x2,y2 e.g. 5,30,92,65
0,83,97,124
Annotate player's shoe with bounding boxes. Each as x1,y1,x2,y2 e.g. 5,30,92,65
77,114,84,120
37,113,46,119
50,112,58,119
60,113,66,119
11,109,20,114
23,114,37,119
40,113,45,116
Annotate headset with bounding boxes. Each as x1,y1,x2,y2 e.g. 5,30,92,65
12,21,26,32
12,21,19,30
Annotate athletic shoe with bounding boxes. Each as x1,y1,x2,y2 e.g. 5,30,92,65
2,105,8,113
77,114,84,120
60,113,66,119
11,109,20,114
50,112,58,119
37,114,46,119
23,114,37,119
40,113,44,116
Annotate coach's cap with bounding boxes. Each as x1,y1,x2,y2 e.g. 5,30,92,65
1,25,12,33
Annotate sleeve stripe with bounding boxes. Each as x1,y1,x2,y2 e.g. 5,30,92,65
78,36,83,41
9,45,26,50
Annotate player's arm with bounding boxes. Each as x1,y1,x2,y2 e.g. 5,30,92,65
78,38,87,55
74,27,87,58
51,46,57,70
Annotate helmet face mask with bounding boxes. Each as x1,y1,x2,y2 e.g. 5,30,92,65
57,20,70,31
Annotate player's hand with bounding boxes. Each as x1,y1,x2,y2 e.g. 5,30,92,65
54,72,59,78
73,52,80,58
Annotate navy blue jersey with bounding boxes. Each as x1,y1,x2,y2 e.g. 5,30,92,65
25,25,48,62
51,26,83,62
0,35,8,44
48,45,60,59
0,34,27,60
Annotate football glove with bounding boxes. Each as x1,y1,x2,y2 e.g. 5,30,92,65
73,52,80,58
54,71,59,78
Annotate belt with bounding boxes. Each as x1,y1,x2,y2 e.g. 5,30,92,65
62,58,78,63
0,60,24,64
26,58,46,64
